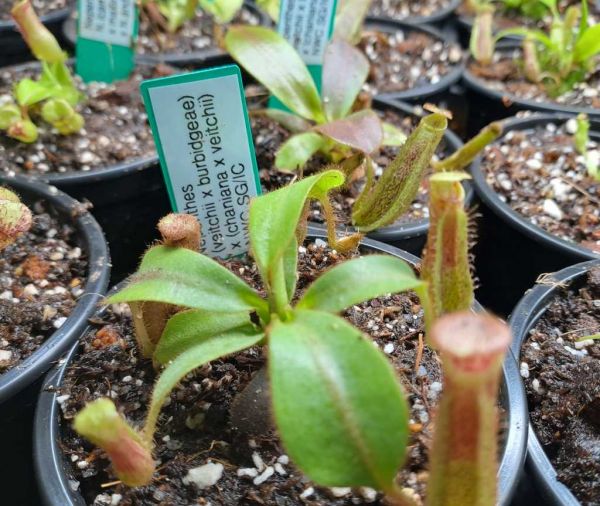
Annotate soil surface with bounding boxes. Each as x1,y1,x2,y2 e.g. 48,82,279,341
58,241,447,505
248,92,456,228
458,0,600,32
0,0,70,21
0,64,167,176
0,200,87,372
468,50,600,110
521,266,600,505
479,119,600,253
360,29,463,96
369,0,454,20
137,6,259,57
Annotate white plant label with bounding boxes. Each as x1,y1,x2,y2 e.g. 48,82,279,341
141,65,261,259
78,0,136,46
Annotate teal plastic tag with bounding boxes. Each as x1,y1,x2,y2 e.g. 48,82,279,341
141,65,261,259
76,0,138,83
269,0,338,110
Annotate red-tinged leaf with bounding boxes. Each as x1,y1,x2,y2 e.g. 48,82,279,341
315,110,383,154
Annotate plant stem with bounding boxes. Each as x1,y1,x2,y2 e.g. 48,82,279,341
431,122,502,172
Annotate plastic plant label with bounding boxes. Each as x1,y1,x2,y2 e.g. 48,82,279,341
270,0,337,109
141,65,261,259
76,0,138,83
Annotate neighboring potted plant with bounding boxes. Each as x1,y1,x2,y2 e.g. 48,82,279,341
61,0,268,66
226,26,499,253
0,0,72,65
33,169,526,505
456,0,600,43
0,0,176,280
463,0,600,126
469,112,599,315
509,259,600,505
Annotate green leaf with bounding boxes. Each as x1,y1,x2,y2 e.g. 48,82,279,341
315,110,383,154
382,122,407,147
297,255,423,313
14,78,53,107
199,0,244,23
144,327,264,439
108,245,267,316
275,132,327,171
154,309,252,364
255,0,279,20
576,333,600,342
225,26,325,122
334,0,371,45
322,38,369,121
263,108,312,134
249,170,345,286
269,309,409,489
156,0,196,32
283,236,299,301
574,24,600,62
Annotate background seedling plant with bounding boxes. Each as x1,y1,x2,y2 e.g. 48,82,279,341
0,0,84,143
471,0,600,96
74,168,510,505
140,0,244,33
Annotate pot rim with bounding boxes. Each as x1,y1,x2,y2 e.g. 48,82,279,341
33,231,526,506
364,17,466,102
311,97,472,243
462,45,600,117
0,5,71,31
368,0,461,26
61,0,269,66
0,173,110,403
509,259,600,506
470,112,600,261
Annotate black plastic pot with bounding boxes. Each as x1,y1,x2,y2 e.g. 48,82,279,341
33,231,527,506
0,59,170,283
0,173,109,505
0,5,71,67
61,1,268,68
310,99,472,257
470,113,600,316
364,18,465,104
509,259,599,506
367,0,461,26
462,45,600,134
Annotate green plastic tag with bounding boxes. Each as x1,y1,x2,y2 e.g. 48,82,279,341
269,0,338,110
76,0,138,83
141,65,261,259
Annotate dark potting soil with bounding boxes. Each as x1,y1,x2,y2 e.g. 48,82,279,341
57,241,444,505
0,0,70,20
248,95,454,227
369,0,454,20
458,0,600,32
137,6,259,57
0,200,87,372
468,50,600,110
479,119,600,253
521,265,600,505
0,64,164,176
360,30,463,96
